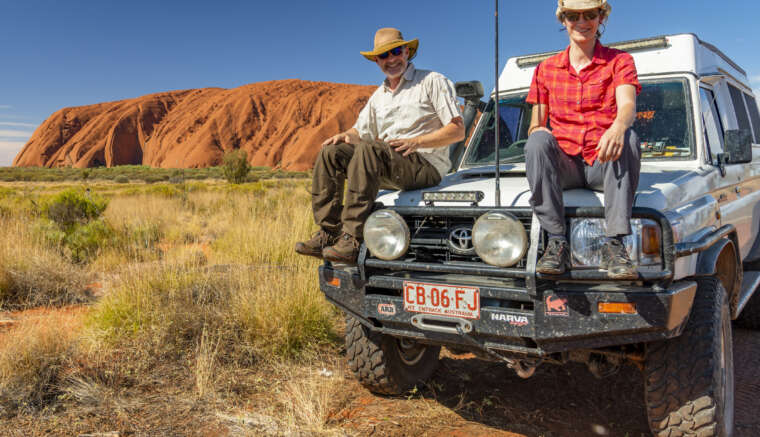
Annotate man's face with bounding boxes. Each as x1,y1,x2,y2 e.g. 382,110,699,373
375,45,409,81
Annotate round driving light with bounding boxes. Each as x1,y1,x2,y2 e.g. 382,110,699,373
364,209,410,260
570,219,606,266
472,212,528,267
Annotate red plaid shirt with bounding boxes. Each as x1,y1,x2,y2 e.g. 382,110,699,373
527,41,641,165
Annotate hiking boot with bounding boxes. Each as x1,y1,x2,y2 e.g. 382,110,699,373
323,232,361,265
295,229,340,259
536,238,571,275
601,239,638,280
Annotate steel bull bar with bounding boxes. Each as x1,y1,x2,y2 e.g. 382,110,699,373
319,207,734,355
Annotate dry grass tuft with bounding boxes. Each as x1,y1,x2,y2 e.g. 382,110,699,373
280,369,342,433
0,311,81,416
0,217,91,310
195,327,221,399
87,263,337,362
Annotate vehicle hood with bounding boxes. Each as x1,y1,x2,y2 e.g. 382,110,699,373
375,164,714,210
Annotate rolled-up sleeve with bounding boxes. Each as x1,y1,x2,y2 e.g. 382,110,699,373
612,52,641,95
427,73,462,126
526,63,549,105
352,98,377,142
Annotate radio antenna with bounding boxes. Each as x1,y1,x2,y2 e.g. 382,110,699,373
494,0,501,206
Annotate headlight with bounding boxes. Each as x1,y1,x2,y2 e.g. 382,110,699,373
472,212,528,267
364,209,410,260
569,218,662,267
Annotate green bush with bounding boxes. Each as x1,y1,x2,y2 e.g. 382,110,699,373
39,189,111,263
43,189,108,232
114,175,129,184
222,150,251,184
64,219,115,263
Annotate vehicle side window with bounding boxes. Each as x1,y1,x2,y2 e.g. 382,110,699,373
699,88,724,158
728,84,753,135
742,93,760,143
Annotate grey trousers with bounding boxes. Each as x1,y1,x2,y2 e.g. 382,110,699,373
525,129,641,237
311,141,441,239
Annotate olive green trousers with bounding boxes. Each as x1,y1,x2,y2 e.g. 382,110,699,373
311,141,441,239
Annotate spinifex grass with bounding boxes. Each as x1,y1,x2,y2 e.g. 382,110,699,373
0,177,342,431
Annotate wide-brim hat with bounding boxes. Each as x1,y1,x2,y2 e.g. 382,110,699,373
360,28,418,62
556,0,612,21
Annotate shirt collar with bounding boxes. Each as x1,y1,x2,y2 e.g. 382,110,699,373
382,62,416,92
551,40,607,68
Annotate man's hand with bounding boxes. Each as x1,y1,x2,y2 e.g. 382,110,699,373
596,122,627,163
387,137,421,156
322,129,359,146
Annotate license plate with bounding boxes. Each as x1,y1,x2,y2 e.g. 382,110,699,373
403,281,480,319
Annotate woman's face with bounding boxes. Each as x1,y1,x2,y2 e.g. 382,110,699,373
563,9,602,45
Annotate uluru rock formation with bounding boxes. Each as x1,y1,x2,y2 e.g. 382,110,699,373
13,80,376,170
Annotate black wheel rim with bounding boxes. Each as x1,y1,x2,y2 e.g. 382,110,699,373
396,338,426,366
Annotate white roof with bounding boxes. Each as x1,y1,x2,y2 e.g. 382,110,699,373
496,34,751,95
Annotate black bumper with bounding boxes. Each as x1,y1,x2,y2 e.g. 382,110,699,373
319,265,697,356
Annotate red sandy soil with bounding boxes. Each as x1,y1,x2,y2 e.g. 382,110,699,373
13,80,375,170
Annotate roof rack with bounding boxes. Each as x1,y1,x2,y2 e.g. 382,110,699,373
516,36,668,68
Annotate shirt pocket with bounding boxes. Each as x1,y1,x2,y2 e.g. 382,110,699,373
584,76,612,109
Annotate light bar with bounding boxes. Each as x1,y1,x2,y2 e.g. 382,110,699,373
423,191,485,205
517,36,669,68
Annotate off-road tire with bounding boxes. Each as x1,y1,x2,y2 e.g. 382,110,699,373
644,277,735,437
735,287,760,330
345,316,440,395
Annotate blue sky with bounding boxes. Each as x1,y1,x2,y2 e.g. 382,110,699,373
2,0,760,166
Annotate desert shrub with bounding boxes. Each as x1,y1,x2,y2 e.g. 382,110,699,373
114,175,129,184
81,169,91,180
43,189,108,232
142,174,169,184
37,189,111,263
169,169,185,184
64,220,116,263
222,150,250,184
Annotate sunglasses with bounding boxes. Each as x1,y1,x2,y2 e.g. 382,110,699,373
377,46,404,60
563,9,600,22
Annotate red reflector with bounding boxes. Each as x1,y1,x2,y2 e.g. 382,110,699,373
328,277,341,287
598,302,637,314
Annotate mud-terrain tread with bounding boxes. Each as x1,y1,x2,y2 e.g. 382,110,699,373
735,285,760,330
345,316,439,395
644,276,733,437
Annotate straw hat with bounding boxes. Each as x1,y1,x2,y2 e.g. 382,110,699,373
556,0,612,21
360,28,419,61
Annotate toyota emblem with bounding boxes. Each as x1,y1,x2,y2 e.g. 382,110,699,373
448,226,475,255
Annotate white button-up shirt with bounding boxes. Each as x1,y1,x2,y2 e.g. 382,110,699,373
353,63,461,177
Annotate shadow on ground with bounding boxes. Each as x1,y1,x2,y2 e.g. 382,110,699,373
335,327,760,437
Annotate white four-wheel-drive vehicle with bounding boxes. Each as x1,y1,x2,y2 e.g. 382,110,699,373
318,34,760,436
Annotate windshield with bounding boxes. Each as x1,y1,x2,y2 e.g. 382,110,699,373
462,78,695,167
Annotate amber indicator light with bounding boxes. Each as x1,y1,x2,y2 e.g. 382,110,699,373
598,302,637,314
328,277,341,287
641,224,661,255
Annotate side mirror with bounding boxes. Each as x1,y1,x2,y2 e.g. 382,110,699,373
455,81,484,101
716,129,752,176
450,81,486,172
723,129,753,163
